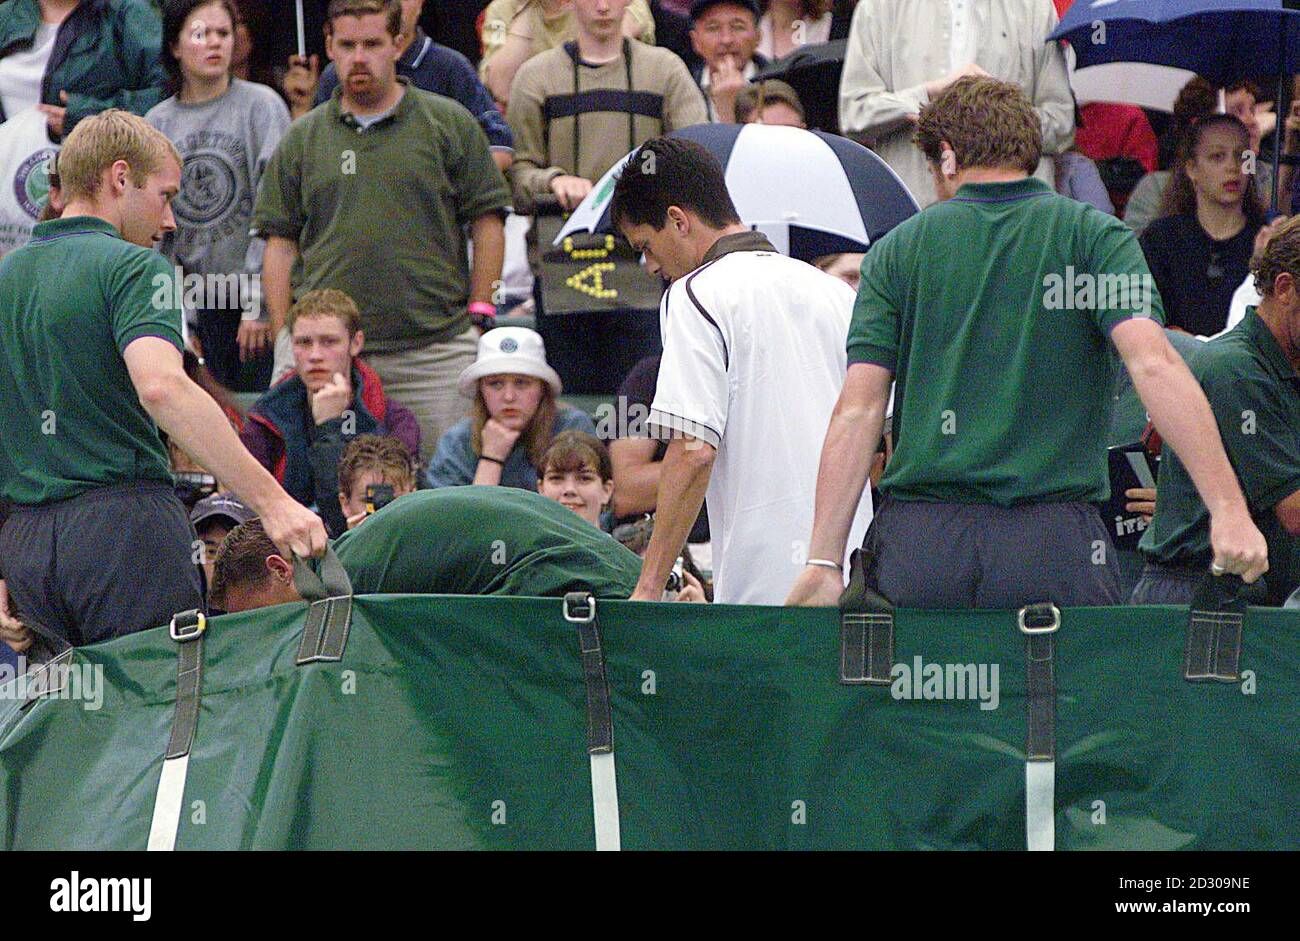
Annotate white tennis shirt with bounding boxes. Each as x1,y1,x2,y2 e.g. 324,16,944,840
647,235,874,605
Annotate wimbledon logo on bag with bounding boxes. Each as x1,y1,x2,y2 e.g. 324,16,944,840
14,148,56,218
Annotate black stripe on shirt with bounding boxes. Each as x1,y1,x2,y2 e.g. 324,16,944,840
543,89,665,122
682,259,729,370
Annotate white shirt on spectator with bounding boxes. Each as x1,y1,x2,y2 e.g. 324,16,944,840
949,0,978,72
838,0,1074,207
1211,275,1262,340
0,22,57,120
647,239,874,605
756,11,832,61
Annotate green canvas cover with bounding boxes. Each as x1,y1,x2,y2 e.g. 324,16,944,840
1,596,1296,850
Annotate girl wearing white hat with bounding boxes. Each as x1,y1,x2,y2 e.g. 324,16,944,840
425,327,597,491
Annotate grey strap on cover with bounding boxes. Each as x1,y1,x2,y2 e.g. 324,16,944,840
838,547,895,685
565,592,620,850
1185,573,1246,682
1019,602,1060,852
293,548,354,665
147,609,207,851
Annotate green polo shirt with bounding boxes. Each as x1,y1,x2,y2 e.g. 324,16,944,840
1139,308,1300,604
0,216,182,506
251,80,510,354
848,177,1164,506
331,486,641,598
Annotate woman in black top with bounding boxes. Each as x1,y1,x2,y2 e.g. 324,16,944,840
1139,114,1265,337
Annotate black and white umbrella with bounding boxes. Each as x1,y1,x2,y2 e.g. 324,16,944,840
554,122,920,261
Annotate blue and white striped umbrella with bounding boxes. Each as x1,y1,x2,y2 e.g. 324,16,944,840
554,122,920,261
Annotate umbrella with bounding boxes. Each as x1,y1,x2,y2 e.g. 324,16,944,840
1050,0,1300,210
553,122,920,262
751,39,847,134
1069,61,1196,111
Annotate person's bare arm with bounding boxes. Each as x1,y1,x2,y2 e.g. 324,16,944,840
609,437,661,517
469,212,505,307
1275,488,1300,535
630,437,715,601
123,336,328,560
482,18,536,106
786,363,891,606
1112,318,1268,581
261,236,299,338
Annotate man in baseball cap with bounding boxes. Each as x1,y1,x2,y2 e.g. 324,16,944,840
191,493,256,589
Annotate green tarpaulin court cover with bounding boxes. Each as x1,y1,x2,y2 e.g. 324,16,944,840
1,596,1296,850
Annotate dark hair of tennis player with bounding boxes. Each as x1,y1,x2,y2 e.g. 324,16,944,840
208,517,277,608
609,137,742,231
914,75,1042,175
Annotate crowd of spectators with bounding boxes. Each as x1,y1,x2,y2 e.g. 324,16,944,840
2,0,1300,663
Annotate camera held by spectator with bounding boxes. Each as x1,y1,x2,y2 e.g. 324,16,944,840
337,434,418,530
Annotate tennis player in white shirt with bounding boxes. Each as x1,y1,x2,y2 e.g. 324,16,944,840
610,137,873,605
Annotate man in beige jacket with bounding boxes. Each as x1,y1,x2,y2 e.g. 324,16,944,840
839,0,1074,208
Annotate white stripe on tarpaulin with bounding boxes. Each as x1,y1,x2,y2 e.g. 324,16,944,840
1025,761,1055,851
147,755,190,851
589,753,622,851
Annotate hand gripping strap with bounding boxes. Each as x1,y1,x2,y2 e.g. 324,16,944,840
838,547,895,685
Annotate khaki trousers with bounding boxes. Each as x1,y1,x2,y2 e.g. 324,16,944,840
363,329,478,466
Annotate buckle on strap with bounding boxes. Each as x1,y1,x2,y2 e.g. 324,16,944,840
566,592,612,754
564,592,596,625
169,609,206,642
1018,603,1060,635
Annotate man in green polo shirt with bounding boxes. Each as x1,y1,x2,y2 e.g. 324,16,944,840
208,487,642,611
253,0,510,465
1134,217,1300,606
787,77,1267,609
0,111,326,652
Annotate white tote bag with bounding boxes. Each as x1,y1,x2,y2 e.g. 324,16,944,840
0,106,58,257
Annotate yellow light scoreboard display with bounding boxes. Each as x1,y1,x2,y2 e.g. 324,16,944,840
536,214,666,316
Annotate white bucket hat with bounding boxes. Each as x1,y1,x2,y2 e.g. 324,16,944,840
457,326,563,398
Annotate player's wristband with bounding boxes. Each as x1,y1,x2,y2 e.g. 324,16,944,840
806,558,842,571
479,454,505,466
468,301,496,330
